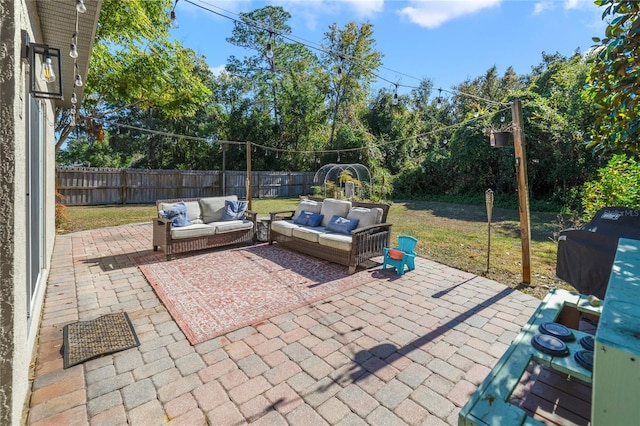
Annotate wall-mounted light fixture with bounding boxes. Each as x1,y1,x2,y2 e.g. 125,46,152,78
22,30,64,100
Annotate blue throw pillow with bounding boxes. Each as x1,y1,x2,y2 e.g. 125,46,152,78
294,211,311,225
326,215,359,235
307,213,324,227
294,211,324,227
159,201,192,227
223,200,248,221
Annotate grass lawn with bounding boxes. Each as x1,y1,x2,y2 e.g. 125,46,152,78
58,197,574,299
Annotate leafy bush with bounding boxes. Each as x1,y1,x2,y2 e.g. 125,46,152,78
581,154,640,219
55,191,69,230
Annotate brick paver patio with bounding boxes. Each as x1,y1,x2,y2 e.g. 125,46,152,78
27,222,540,425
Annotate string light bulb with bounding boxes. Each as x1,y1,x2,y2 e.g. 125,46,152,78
74,64,83,87
69,42,78,59
76,0,87,13
336,55,345,81
392,84,399,106
170,0,179,28
40,55,56,83
436,88,442,109
71,91,78,104
266,43,274,59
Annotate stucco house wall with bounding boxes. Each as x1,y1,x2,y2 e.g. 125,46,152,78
1,1,99,424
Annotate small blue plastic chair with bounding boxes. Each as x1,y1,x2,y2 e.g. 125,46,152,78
382,235,418,275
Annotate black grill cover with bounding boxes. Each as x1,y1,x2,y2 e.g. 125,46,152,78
556,207,640,299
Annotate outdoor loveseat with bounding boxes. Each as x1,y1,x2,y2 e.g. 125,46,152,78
153,195,256,260
269,197,392,274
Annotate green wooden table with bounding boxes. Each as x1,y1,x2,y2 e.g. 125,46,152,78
459,288,602,426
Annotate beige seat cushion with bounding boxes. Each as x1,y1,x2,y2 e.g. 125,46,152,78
292,200,323,220
291,226,326,243
347,207,383,228
318,232,352,252
271,220,298,237
210,220,254,234
170,224,216,240
319,198,352,227
199,195,238,223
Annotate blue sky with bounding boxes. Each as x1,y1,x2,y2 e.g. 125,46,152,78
170,0,606,96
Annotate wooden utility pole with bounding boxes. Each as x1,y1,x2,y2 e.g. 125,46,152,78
246,141,252,211
511,100,532,284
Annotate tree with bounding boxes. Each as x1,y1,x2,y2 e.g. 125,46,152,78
57,0,211,151
585,0,640,153
582,154,640,218
321,22,382,145
224,6,327,170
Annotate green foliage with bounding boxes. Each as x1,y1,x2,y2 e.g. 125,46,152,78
584,1,640,153
581,154,640,219
56,135,133,168
55,191,69,230
61,3,622,218
57,0,212,151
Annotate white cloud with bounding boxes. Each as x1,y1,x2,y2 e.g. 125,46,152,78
564,0,581,10
397,0,502,29
533,1,552,15
210,64,227,76
341,0,385,17
274,0,384,28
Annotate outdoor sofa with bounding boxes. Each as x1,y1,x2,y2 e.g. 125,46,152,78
153,195,256,260
269,197,392,274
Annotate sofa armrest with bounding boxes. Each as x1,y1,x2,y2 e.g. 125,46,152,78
245,209,258,221
152,217,172,248
270,210,295,221
351,222,393,235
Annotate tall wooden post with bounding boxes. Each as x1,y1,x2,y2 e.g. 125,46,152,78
246,141,252,211
512,100,532,284
221,143,226,196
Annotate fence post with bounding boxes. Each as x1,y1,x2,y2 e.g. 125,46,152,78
121,169,127,205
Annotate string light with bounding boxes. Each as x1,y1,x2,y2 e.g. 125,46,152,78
69,32,78,58
170,0,180,29
74,63,83,86
93,105,507,160
182,0,509,109
75,0,87,14
265,32,274,59
71,90,78,104
392,84,399,106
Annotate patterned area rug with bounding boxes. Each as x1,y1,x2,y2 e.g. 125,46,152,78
63,312,140,369
135,244,376,344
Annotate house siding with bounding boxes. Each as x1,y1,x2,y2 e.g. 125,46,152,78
1,1,57,424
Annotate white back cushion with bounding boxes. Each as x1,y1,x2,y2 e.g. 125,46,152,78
199,195,238,223
319,198,352,227
347,207,383,228
293,200,323,220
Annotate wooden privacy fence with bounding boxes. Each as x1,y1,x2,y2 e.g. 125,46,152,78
56,167,317,206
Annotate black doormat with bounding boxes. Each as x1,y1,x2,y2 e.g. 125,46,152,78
62,312,140,369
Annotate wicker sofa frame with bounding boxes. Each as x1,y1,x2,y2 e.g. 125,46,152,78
269,198,392,274
152,197,256,260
